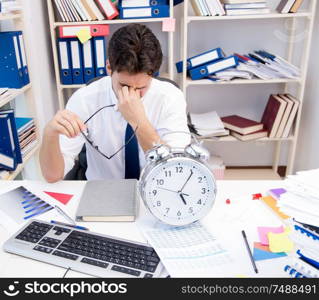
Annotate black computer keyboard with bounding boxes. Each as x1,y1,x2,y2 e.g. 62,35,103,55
4,220,163,278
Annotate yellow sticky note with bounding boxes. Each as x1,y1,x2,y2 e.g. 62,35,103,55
268,227,293,253
76,28,92,44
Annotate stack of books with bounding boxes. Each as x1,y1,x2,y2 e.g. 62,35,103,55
271,169,319,278
261,94,300,139
221,115,267,141
0,110,37,172
191,0,225,16
53,0,170,22
220,93,300,141
222,0,270,16
276,0,305,14
15,118,37,159
188,111,229,139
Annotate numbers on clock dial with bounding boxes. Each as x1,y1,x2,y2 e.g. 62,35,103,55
144,159,215,225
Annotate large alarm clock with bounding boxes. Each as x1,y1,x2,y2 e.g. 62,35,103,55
139,133,217,226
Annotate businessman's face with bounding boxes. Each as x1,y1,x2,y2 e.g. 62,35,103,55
107,61,152,99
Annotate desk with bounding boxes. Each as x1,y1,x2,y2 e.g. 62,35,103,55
0,180,290,278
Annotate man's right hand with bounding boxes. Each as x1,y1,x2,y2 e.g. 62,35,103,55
45,110,86,138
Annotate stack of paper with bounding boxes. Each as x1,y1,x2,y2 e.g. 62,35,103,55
140,221,241,277
279,169,319,227
0,1,22,13
276,169,319,277
235,51,300,80
188,111,229,138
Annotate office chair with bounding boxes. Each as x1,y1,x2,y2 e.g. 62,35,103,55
64,75,180,180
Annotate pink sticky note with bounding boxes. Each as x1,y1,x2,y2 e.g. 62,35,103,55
162,18,176,32
258,226,284,246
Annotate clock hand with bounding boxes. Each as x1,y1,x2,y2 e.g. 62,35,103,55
179,169,193,193
156,187,189,196
179,193,187,205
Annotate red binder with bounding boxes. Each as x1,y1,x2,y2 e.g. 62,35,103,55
96,0,119,20
59,24,110,38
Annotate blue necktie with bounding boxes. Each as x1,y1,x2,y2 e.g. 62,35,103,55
125,124,140,179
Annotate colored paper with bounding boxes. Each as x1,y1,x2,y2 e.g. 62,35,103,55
44,191,73,205
162,18,176,32
252,193,262,200
268,228,294,253
253,247,287,261
261,196,290,220
269,188,287,200
258,225,284,245
76,28,92,44
254,242,271,252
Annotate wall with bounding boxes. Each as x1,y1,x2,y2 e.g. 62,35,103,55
295,3,319,172
16,0,318,178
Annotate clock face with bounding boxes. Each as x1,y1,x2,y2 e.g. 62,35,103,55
141,157,216,226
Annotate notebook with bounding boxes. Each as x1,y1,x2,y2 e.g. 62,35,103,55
75,179,139,222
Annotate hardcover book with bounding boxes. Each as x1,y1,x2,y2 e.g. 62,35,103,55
261,94,287,138
221,115,264,135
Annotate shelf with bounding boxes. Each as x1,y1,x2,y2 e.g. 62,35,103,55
59,84,85,89
223,168,282,180
0,13,22,21
53,17,170,27
186,77,301,86
201,135,294,142
187,11,311,22
7,143,40,180
0,84,32,107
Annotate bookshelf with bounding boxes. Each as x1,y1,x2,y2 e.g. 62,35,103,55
47,0,176,109
0,4,39,180
179,0,317,179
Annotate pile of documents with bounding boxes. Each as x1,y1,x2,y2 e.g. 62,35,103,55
176,48,300,82
223,0,270,16
277,169,319,278
235,51,300,80
0,1,22,14
16,118,37,159
188,111,229,138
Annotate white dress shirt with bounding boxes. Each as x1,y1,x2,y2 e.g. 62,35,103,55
60,76,189,180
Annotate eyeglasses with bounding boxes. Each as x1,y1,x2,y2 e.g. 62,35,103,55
81,104,138,160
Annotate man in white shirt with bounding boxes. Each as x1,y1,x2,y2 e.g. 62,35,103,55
40,24,189,182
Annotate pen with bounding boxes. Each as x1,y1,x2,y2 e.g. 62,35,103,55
50,220,89,231
241,230,258,274
54,205,76,225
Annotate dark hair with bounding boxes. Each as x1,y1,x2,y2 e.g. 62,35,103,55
108,24,163,75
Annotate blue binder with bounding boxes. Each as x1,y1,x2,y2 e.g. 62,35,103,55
69,38,84,84
0,115,17,171
82,39,95,83
176,48,224,73
119,5,170,19
119,0,168,7
0,31,25,88
0,109,22,164
16,31,30,86
189,56,239,80
93,36,107,77
57,38,72,85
